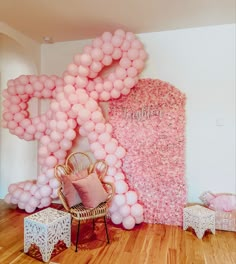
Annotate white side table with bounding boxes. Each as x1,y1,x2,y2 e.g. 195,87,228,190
24,207,71,262
183,205,215,239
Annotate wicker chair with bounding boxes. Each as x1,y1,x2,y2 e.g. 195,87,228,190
55,152,114,252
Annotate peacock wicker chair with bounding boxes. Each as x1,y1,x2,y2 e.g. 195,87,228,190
55,151,114,252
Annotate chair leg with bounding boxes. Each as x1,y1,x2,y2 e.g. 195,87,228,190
104,216,110,244
75,220,80,252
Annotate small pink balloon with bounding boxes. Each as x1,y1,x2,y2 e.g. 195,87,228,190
131,203,144,217
60,138,72,151
39,185,52,197
91,111,103,123
46,156,57,167
122,215,135,230
119,204,131,218
88,131,98,142
111,211,123,225
94,148,106,160
91,48,104,61
80,54,92,66
115,180,128,194
113,194,126,207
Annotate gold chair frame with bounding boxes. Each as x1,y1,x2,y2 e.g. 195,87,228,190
55,152,114,252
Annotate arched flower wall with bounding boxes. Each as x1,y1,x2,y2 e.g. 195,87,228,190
1,29,147,230
109,79,186,225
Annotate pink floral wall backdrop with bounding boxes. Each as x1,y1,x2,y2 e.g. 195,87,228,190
109,79,186,225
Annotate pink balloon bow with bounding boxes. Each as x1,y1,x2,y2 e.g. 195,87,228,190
2,29,147,230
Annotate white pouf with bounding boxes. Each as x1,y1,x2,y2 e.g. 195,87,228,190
24,207,71,262
183,205,215,239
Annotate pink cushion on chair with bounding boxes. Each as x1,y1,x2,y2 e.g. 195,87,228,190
72,172,108,209
61,175,82,207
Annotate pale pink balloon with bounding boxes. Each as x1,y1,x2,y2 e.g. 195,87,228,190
98,132,111,145
119,204,131,217
91,111,104,123
92,37,103,48
19,75,29,85
57,120,68,132
20,191,31,203
54,149,67,160
78,65,89,77
26,124,36,135
105,123,113,133
105,154,117,166
28,196,40,207
126,191,138,205
88,131,98,142
83,120,95,132
111,211,123,225
102,32,113,42
111,89,121,99
90,91,99,100
9,104,20,114
64,128,76,140
100,91,110,101
115,67,127,80
85,99,98,112
39,185,52,197
49,178,60,189
113,80,124,90
8,183,18,194
113,194,126,207
14,126,24,137
133,59,145,71
102,42,114,55
131,203,144,217
94,148,106,160
114,172,125,181
78,108,91,121
122,215,135,230
111,35,123,47
67,63,78,76
90,61,102,73
102,55,112,66
107,166,117,176
115,146,126,159
75,76,88,88
8,120,18,130
115,180,128,194
60,138,72,151
90,142,102,152
64,75,75,85
48,141,60,152
79,126,88,136
135,215,144,224
25,204,36,213
80,54,92,67
51,131,64,142
40,197,52,207
20,119,31,129
91,48,104,61
4,193,12,203
46,156,57,167
37,174,49,185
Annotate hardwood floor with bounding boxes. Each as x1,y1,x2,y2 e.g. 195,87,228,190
0,199,235,264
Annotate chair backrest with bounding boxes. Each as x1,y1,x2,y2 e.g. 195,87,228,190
65,152,93,175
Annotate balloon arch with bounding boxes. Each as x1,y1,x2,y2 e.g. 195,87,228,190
2,29,147,230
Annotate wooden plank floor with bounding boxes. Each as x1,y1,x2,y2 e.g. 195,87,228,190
0,199,235,264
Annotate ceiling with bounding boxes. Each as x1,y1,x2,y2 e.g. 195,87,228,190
0,0,235,43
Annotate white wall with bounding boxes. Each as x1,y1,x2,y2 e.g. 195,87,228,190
41,24,235,202
0,26,41,198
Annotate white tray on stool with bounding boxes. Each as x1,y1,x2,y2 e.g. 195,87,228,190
183,205,215,239
24,207,71,262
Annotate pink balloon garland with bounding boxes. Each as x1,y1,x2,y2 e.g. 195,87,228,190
2,29,148,229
